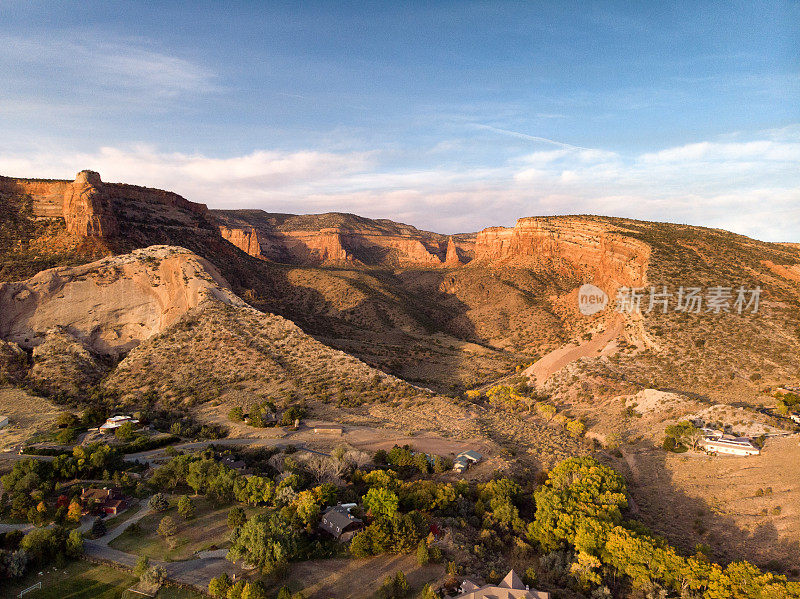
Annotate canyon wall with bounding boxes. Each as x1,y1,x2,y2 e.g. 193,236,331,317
473,217,650,288
213,209,472,266
0,170,209,238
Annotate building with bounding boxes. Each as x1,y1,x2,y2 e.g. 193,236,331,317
319,504,363,541
99,415,139,432
220,455,251,475
453,450,483,473
450,570,549,599
80,487,128,516
700,435,760,456
790,412,800,425
0,415,8,428
313,424,343,436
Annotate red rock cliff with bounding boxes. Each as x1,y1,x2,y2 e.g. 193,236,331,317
474,217,650,287
0,170,208,239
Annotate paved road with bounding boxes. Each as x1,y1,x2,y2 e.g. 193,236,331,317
96,498,153,546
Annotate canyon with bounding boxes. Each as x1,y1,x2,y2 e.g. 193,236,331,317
1,171,650,292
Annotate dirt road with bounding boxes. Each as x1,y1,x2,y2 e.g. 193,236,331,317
524,314,623,386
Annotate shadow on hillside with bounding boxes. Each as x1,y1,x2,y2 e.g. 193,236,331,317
615,446,800,579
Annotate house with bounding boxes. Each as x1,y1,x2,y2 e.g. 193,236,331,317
99,415,139,432
450,570,549,599
313,424,343,435
80,487,128,516
453,450,483,474
319,504,363,541
700,435,760,456
790,412,800,425
0,415,8,428
220,455,251,475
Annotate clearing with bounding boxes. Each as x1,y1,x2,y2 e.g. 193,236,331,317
0,386,65,449
1,560,204,599
287,555,444,598
109,496,253,562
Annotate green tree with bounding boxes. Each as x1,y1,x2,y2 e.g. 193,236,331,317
276,586,292,599
134,555,150,577
416,540,430,566
115,421,137,441
177,495,195,520
295,490,321,530
241,581,268,599
228,506,247,528
229,406,245,421
157,516,177,543
90,516,106,538
527,457,627,552
394,571,410,597
208,573,231,598
65,529,83,559
149,493,169,512
364,487,399,520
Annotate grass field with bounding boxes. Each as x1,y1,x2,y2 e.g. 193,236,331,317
109,496,248,562
1,560,205,599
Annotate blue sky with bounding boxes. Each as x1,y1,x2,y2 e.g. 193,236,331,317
1,1,798,240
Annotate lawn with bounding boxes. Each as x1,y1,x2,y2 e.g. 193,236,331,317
109,496,249,562
2,560,206,599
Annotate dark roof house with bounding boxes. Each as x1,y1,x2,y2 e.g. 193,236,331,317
319,505,363,540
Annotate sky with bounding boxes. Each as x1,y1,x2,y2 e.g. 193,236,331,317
1,1,798,241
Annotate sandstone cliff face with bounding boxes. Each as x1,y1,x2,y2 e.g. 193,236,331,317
473,217,650,288
62,170,118,236
212,209,475,266
0,246,245,355
0,170,209,240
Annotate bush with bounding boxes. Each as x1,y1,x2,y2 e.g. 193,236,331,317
149,493,169,512
228,406,244,422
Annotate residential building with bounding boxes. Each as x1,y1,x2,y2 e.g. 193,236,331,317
220,455,251,475
99,415,139,431
319,504,363,541
313,424,343,435
790,412,800,425
453,449,483,473
700,435,760,456
80,487,128,516
450,570,549,599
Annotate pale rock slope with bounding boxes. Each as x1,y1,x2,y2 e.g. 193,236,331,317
0,246,245,355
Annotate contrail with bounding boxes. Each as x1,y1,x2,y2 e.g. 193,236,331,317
474,124,590,151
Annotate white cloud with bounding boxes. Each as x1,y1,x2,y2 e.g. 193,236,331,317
0,126,797,242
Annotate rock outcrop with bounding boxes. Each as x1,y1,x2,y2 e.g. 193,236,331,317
0,246,246,355
0,170,209,241
473,217,650,288
62,170,118,236
444,236,461,266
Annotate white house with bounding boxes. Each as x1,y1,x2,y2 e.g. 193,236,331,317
99,415,139,431
700,435,760,456
790,412,800,425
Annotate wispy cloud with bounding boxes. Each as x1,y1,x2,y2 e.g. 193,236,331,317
0,34,217,114
472,124,590,150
